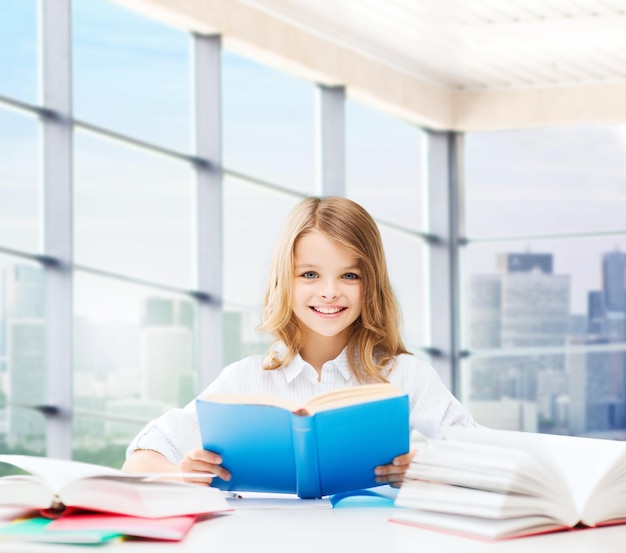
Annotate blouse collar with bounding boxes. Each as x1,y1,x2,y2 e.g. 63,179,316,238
276,344,353,383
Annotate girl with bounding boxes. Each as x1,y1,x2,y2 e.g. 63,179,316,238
123,196,476,486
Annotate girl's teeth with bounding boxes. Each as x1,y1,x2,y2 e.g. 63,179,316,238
315,307,342,314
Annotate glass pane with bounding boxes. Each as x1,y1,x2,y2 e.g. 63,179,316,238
0,407,45,458
0,255,46,454
73,272,198,452
0,108,40,253
73,0,191,152
462,347,626,439
73,415,147,469
465,125,626,237
463,236,626,351
74,131,194,288
347,100,426,232
223,177,301,364
380,225,429,351
223,50,316,194
0,0,37,103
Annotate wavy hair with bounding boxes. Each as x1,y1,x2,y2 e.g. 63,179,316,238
258,196,409,382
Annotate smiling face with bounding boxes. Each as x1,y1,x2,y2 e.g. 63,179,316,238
292,229,363,352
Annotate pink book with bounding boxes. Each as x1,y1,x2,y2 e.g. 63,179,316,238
48,513,199,541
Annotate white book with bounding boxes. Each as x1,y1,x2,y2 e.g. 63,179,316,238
0,454,230,519
391,427,626,540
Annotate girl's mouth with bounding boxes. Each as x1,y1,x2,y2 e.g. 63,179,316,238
311,306,346,314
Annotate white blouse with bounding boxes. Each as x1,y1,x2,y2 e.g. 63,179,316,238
126,347,476,465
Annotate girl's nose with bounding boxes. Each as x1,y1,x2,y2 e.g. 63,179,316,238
320,286,339,300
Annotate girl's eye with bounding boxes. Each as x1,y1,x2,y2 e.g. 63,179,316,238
302,271,317,279
343,272,360,280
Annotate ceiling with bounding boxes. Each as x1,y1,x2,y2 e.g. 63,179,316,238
239,0,626,91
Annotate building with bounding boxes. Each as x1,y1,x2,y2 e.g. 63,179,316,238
602,250,626,312
3,265,45,449
467,253,570,428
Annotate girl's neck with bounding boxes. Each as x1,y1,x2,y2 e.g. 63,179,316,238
299,331,349,376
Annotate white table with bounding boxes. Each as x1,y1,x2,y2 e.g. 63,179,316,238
1,497,626,552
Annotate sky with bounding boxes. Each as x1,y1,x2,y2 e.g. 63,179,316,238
1,0,626,331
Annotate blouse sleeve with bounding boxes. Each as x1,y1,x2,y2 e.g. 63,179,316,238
390,354,477,439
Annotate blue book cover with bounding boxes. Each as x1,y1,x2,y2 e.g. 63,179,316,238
196,384,410,499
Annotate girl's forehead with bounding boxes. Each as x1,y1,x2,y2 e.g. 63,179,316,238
295,230,354,257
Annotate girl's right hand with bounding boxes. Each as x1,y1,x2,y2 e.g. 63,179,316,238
180,448,231,485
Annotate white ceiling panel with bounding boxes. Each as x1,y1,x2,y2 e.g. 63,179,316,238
240,0,626,90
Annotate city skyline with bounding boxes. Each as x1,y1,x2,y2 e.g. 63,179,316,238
466,249,626,436
1,244,626,464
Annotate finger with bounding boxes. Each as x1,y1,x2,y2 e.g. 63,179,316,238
187,448,223,465
375,471,406,485
374,457,412,485
181,450,232,482
182,462,231,483
392,449,416,466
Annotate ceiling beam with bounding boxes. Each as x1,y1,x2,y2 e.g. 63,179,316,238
113,0,626,132
455,81,626,131
113,0,455,130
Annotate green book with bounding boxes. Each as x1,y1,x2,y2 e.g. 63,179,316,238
0,517,121,545
196,383,410,499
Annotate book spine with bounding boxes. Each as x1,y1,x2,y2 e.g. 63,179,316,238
291,414,321,499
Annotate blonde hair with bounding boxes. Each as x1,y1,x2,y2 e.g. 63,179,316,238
258,196,409,382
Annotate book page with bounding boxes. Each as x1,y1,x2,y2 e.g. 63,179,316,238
0,455,120,493
440,427,626,518
201,393,300,412
530,434,626,522
407,438,577,525
304,383,404,413
204,383,404,414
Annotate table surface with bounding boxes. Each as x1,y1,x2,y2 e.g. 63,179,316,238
2,494,626,553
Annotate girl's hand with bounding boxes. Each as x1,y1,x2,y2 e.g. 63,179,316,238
373,450,416,488
180,448,231,485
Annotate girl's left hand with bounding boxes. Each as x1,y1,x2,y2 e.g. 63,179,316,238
373,450,416,488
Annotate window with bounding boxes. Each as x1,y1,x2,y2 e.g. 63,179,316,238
346,100,427,232
463,127,626,437
222,50,316,195
380,225,429,350
73,0,191,152
73,272,198,467
0,0,37,103
347,99,429,351
222,172,303,364
0,109,40,253
0,255,45,455
74,131,195,288
465,126,626,237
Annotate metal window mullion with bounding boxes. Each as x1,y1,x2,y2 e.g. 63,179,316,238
40,0,73,458
316,85,346,197
450,133,464,395
427,131,462,393
193,34,223,389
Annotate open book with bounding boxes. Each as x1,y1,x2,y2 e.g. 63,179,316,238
391,427,626,540
196,383,410,499
0,454,230,519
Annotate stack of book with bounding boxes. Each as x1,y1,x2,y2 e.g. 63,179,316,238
0,454,231,544
391,427,626,540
